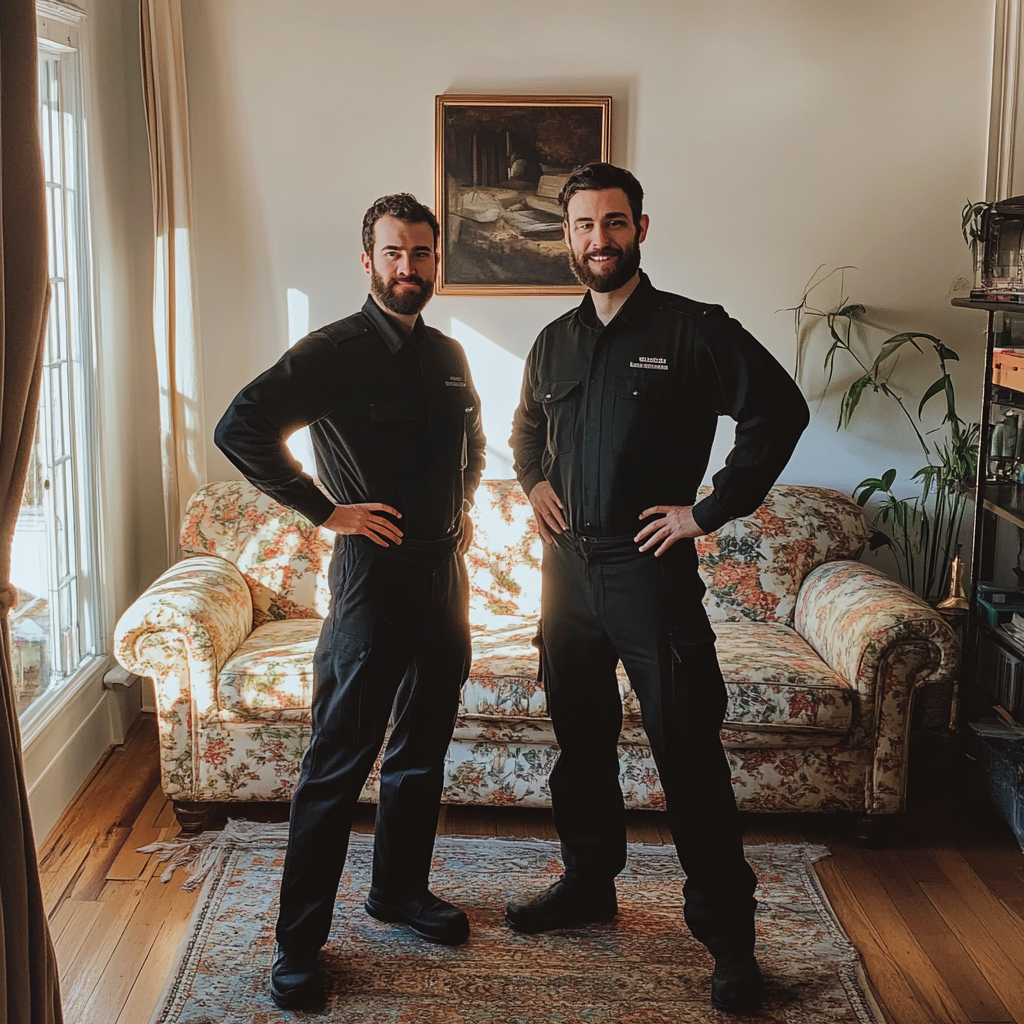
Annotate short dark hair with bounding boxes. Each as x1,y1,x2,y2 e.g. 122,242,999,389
559,162,644,227
362,193,440,256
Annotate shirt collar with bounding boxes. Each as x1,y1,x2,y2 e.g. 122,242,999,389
576,269,657,332
360,294,428,354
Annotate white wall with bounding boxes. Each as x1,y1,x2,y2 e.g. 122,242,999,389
180,0,994,535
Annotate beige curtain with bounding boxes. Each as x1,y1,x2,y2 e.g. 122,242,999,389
141,0,207,563
0,1,64,1021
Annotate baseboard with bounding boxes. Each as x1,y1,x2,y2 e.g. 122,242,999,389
22,660,142,847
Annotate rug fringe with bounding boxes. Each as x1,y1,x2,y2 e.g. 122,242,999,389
138,818,291,890
139,822,832,891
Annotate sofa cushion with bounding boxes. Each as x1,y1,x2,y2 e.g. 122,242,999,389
461,619,853,737
181,480,333,626
695,484,868,627
217,618,322,721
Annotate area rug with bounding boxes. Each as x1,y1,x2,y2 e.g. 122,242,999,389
144,821,885,1023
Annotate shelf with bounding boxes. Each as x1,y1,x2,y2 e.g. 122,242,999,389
951,296,1024,312
981,484,1024,529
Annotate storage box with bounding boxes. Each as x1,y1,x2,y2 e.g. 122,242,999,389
993,349,1024,392
975,582,1024,627
965,722,1024,852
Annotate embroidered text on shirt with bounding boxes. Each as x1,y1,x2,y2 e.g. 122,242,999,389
629,357,669,371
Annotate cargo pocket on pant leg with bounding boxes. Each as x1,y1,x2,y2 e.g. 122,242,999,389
531,619,545,688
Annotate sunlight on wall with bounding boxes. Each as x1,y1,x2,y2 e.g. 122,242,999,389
285,287,316,474
450,317,525,479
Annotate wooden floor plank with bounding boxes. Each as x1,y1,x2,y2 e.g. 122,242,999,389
920,877,1024,1023
80,874,189,1024
868,849,1011,1023
51,900,103,976
114,884,199,1024
813,856,950,1024
59,880,147,1023
68,825,133,900
106,826,164,881
826,848,980,1024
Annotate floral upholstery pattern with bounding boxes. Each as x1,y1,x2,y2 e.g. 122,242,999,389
113,479,959,818
696,484,869,626
180,480,333,627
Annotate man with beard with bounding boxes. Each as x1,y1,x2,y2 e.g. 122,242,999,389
507,163,809,1015
215,194,485,1012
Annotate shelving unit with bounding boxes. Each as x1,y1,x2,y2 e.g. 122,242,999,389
951,297,1024,851
951,298,1024,715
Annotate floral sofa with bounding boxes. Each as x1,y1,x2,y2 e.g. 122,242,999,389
114,480,959,832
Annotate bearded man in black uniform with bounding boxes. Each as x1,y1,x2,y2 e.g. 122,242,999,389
507,163,809,1015
215,194,485,1012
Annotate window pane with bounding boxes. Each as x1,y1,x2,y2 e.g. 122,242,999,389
10,412,52,714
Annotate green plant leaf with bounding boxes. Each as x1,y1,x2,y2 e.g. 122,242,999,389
840,374,874,429
836,303,866,319
918,376,947,418
868,529,892,551
882,467,898,489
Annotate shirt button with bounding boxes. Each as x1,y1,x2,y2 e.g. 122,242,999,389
545,393,552,399
632,390,639,396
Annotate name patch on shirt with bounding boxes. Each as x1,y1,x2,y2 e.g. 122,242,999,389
629,356,669,371
445,375,468,387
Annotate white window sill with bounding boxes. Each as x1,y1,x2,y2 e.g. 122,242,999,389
19,654,110,749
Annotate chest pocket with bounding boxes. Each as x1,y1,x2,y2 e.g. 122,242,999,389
533,380,580,455
611,374,674,453
369,395,425,474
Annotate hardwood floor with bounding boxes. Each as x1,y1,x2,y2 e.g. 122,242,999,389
36,714,1024,1024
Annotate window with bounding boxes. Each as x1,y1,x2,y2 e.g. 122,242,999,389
11,7,101,717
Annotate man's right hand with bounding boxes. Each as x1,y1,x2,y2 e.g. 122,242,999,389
528,481,567,544
323,503,403,546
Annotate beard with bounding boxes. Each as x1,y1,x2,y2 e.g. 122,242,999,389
370,266,435,315
567,234,642,293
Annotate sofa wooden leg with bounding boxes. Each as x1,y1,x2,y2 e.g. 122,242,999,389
855,813,894,848
173,800,211,834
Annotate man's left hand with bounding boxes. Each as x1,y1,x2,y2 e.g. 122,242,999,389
458,514,474,556
635,505,706,556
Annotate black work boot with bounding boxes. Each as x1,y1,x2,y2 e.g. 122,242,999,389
269,943,325,1012
711,953,764,1015
505,876,617,933
364,888,470,945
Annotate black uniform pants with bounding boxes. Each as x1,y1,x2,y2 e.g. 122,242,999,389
275,535,470,954
542,533,758,959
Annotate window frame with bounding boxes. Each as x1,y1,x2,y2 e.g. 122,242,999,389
19,0,106,736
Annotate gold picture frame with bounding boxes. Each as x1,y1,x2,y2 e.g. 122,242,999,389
435,94,612,295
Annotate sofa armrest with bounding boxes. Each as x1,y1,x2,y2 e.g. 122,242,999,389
795,560,959,813
113,555,253,797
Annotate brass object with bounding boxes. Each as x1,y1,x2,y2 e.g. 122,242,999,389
937,553,969,611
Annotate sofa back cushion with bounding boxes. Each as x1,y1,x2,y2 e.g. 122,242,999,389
180,480,332,626
466,480,543,628
696,484,868,626
181,479,866,632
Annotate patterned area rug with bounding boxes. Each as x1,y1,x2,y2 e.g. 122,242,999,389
146,822,884,1023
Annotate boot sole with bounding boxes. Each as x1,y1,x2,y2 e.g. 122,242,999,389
364,896,470,946
269,977,325,1012
504,904,618,934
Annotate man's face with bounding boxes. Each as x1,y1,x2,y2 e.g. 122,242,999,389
361,215,438,315
563,188,649,293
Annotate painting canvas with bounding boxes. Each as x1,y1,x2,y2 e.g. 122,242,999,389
435,95,612,294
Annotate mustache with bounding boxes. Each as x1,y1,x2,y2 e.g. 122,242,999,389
389,275,426,288
585,247,624,260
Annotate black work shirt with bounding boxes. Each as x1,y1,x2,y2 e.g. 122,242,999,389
510,272,809,537
215,296,486,546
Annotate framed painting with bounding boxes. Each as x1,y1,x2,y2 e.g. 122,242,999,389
435,94,612,295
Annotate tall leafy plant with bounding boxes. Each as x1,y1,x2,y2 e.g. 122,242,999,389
791,267,979,599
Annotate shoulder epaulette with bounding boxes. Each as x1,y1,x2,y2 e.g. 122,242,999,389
317,312,371,344
652,291,724,322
